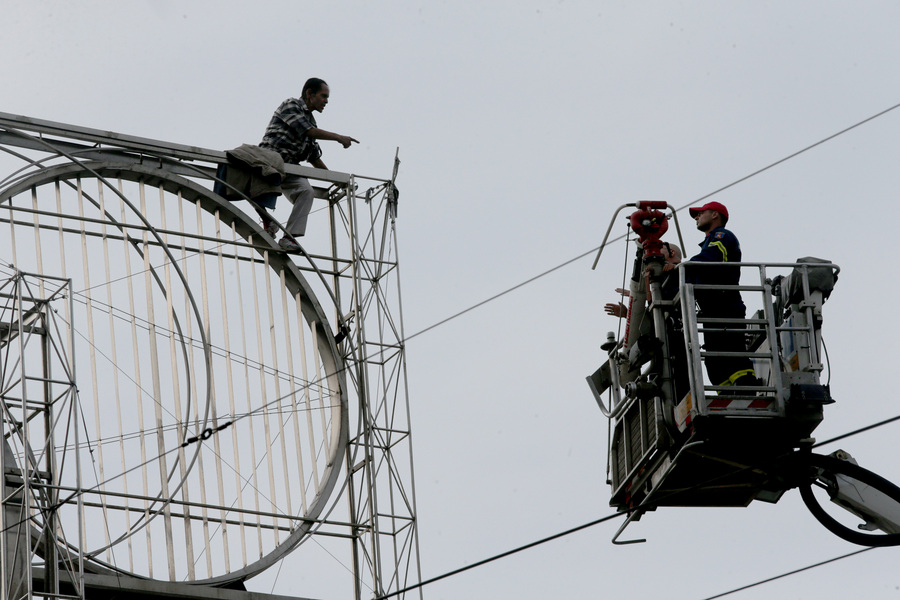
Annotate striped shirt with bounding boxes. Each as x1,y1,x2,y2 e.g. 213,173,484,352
259,98,323,165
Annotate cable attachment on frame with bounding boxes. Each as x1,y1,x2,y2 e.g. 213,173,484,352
335,309,357,345
387,147,400,221
181,421,233,448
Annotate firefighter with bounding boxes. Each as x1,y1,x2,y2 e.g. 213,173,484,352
682,201,756,392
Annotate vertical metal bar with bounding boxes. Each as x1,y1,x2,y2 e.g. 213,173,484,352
369,186,404,591
6,200,16,267
70,275,85,598
159,185,187,581
292,296,310,513
388,197,425,598
31,186,45,298
231,225,253,568
193,198,224,578
328,187,367,598
0,277,7,600
4,275,21,600
759,265,785,409
295,292,319,493
55,181,67,280
336,190,363,600
260,253,280,545
264,253,287,545
42,298,58,597
17,273,34,600
78,177,114,562
187,196,215,579
120,178,153,577
180,195,207,577
312,326,326,490
248,240,268,558
140,181,173,579
648,275,676,409
54,181,70,372
98,178,137,573
348,175,382,598
680,271,707,414
53,179,81,574
212,208,232,575
277,269,295,523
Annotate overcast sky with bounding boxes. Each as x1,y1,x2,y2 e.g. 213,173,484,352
4,2,900,599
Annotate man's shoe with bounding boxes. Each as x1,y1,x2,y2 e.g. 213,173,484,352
279,236,303,253
262,219,278,237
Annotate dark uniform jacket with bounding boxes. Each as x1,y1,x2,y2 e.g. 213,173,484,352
686,226,745,316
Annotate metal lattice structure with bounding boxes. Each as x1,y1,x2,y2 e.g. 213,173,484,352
0,112,421,600
1,271,83,600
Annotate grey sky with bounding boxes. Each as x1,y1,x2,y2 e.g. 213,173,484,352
4,1,900,598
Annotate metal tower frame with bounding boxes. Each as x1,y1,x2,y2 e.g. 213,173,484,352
0,271,84,600
0,112,421,600
327,161,421,600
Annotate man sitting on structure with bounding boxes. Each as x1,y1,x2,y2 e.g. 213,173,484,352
259,77,359,252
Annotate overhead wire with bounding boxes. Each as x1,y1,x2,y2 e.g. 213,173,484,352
404,99,900,342
697,547,877,600
813,413,900,449
374,511,626,600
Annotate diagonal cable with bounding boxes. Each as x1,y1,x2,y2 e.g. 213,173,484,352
404,100,900,342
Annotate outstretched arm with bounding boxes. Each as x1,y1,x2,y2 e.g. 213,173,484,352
306,127,359,148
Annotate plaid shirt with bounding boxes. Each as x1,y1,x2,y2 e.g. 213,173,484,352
259,98,323,165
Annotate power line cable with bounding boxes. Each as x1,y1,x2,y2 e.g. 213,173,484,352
374,511,626,600
404,100,900,342
672,100,900,214
812,413,900,449
404,245,602,342
698,547,876,600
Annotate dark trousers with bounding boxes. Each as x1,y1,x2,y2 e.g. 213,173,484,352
699,306,754,387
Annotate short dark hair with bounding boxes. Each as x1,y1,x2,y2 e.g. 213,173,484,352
302,78,328,98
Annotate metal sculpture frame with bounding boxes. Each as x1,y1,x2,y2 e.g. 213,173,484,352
0,112,421,600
